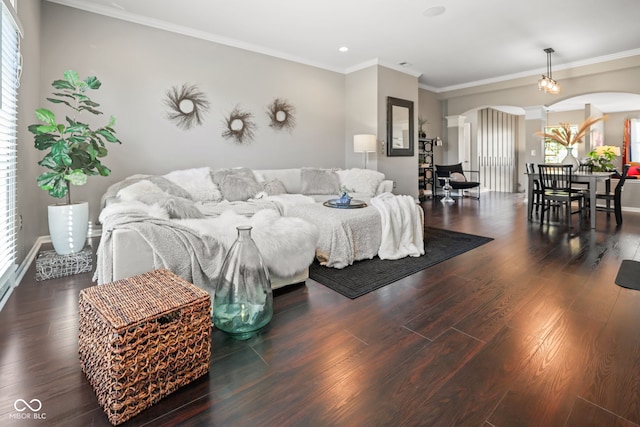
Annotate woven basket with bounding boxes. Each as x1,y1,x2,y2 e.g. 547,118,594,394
78,269,211,425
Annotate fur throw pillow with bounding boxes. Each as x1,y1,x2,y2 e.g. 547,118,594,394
262,178,287,195
116,180,203,219
180,209,318,277
213,167,263,201
336,168,385,197
301,168,340,195
163,167,222,202
117,179,165,201
148,176,193,199
137,193,204,219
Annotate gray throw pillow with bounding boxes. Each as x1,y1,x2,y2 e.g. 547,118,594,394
301,168,340,195
148,176,193,199
262,178,287,195
213,167,263,201
220,175,264,201
212,167,255,186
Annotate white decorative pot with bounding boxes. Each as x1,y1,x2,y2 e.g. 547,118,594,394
48,202,89,255
561,149,580,172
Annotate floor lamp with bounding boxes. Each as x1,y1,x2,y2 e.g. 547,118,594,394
354,134,377,169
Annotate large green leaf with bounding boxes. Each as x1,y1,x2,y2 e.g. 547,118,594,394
33,133,58,150
50,141,72,166
64,122,88,134
80,99,101,108
86,144,99,160
28,124,42,135
96,129,119,143
50,93,76,100
96,163,111,176
67,136,87,144
36,125,58,134
49,178,69,199
85,76,101,89
96,146,108,157
78,105,102,115
35,108,56,126
38,154,61,170
51,79,74,90
63,70,81,88
65,169,87,186
46,98,75,110
37,171,61,190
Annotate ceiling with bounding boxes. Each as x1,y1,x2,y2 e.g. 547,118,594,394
49,0,640,94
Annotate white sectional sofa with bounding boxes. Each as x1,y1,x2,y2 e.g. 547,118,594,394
95,166,397,289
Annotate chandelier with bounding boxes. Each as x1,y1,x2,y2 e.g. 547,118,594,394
538,48,560,94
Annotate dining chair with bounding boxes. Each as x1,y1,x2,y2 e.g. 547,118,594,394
525,163,543,216
595,164,630,225
537,164,585,232
573,162,593,211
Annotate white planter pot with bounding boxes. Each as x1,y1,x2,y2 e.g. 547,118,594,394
48,202,89,255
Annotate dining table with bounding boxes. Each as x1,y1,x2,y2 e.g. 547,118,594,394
527,171,612,229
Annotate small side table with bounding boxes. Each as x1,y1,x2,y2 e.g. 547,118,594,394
441,177,455,203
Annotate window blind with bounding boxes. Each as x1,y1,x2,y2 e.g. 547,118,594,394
0,0,21,302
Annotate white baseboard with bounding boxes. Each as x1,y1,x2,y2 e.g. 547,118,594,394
0,227,102,312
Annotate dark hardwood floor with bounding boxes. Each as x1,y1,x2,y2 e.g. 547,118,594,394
2,191,640,426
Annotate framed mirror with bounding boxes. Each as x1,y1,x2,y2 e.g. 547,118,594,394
387,96,414,156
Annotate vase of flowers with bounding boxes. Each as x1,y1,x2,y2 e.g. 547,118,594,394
536,115,608,172
585,145,620,172
338,186,353,205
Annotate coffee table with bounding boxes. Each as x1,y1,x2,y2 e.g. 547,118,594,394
286,202,381,268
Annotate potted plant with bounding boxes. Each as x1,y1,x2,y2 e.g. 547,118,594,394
585,145,620,172
29,70,121,254
418,116,428,138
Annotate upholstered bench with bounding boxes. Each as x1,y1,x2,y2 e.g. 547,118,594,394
78,269,211,425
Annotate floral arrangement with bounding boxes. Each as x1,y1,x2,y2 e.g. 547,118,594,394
338,185,355,204
584,145,620,172
536,115,608,147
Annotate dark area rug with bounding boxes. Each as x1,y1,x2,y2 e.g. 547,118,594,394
309,227,494,299
615,260,640,290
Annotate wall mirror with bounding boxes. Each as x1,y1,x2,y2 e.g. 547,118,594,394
387,96,414,156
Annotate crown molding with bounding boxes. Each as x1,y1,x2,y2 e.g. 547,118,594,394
423,48,640,93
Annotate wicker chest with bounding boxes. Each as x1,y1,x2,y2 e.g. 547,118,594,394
78,269,211,425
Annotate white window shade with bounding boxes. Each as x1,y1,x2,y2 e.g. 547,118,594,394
0,0,21,304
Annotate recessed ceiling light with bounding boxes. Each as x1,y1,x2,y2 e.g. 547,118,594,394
339,46,349,53
423,6,446,17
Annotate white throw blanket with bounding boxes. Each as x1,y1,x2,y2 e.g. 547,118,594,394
94,201,319,286
370,192,424,260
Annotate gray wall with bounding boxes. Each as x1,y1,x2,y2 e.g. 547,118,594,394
38,2,347,231
418,88,443,164
345,66,378,170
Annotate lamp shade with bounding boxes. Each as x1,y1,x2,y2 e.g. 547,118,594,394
354,134,377,152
